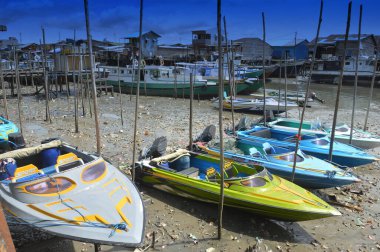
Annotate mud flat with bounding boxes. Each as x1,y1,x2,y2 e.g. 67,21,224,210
2,82,379,252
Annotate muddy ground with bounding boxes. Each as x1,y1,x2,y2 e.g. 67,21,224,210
2,79,380,252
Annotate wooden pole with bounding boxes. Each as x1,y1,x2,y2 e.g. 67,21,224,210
291,0,323,182
217,0,225,240
15,50,23,133
284,51,288,117
73,30,80,132
28,50,35,87
117,53,124,126
189,72,193,150
328,1,351,162
81,48,86,117
174,62,177,99
223,16,235,135
53,44,58,94
131,0,144,182
364,48,378,130
294,32,300,118
0,203,16,252
42,27,51,123
262,12,267,125
349,4,362,144
0,56,9,119
277,60,281,114
84,0,101,154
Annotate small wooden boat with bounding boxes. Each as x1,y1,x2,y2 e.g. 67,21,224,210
267,118,380,149
0,116,19,141
211,97,299,113
0,140,144,247
195,138,360,189
136,146,341,221
237,126,379,167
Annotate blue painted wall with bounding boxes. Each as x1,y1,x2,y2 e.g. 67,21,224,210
272,40,309,60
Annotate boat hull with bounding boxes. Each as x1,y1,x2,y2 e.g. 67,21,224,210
136,152,340,222
0,144,145,247
200,143,360,189
267,118,380,149
107,80,253,98
237,127,378,167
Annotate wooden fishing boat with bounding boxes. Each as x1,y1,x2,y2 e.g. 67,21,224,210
136,148,341,221
195,138,360,189
211,97,298,113
0,140,144,247
237,126,379,167
104,65,254,98
267,118,380,149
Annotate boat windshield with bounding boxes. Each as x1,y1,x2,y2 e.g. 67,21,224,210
277,153,304,162
311,139,329,145
336,126,349,132
240,177,266,187
239,167,272,187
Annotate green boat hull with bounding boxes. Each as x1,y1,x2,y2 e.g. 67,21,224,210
137,151,340,221
106,80,253,98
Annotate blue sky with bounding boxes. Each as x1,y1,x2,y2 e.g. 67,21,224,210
0,0,379,45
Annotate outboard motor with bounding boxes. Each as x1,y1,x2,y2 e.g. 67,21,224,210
8,132,26,150
139,136,168,160
195,125,216,143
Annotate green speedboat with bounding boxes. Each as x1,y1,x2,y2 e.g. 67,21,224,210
136,149,340,221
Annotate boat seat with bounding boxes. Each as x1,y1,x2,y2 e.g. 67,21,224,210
205,167,220,181
263,142,276,155
223,163,239,179
249,147,261,157
56,153,84,172
176,167,199,178
11,164,45,183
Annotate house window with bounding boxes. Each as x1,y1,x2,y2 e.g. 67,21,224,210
121,70,124,74
345,62,350,65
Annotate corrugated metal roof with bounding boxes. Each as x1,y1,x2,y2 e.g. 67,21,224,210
124,31,161,39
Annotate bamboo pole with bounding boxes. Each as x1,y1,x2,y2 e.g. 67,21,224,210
364,48,378,130
328,1,351,162
84,0,101,154
291,0,323,182
42,27,51,123
189,73,193,151
75,47,80,133
349,4,362,144
15,50,23,133
0,203,16,252
217,0,225,240
117,53,124,126
262,12,267,125
0,56,9,119
131,0,144,182
223,16,235,135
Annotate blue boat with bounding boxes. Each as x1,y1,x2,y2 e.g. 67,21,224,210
237,126,379,167
196,139,360,189
0,116,19,141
